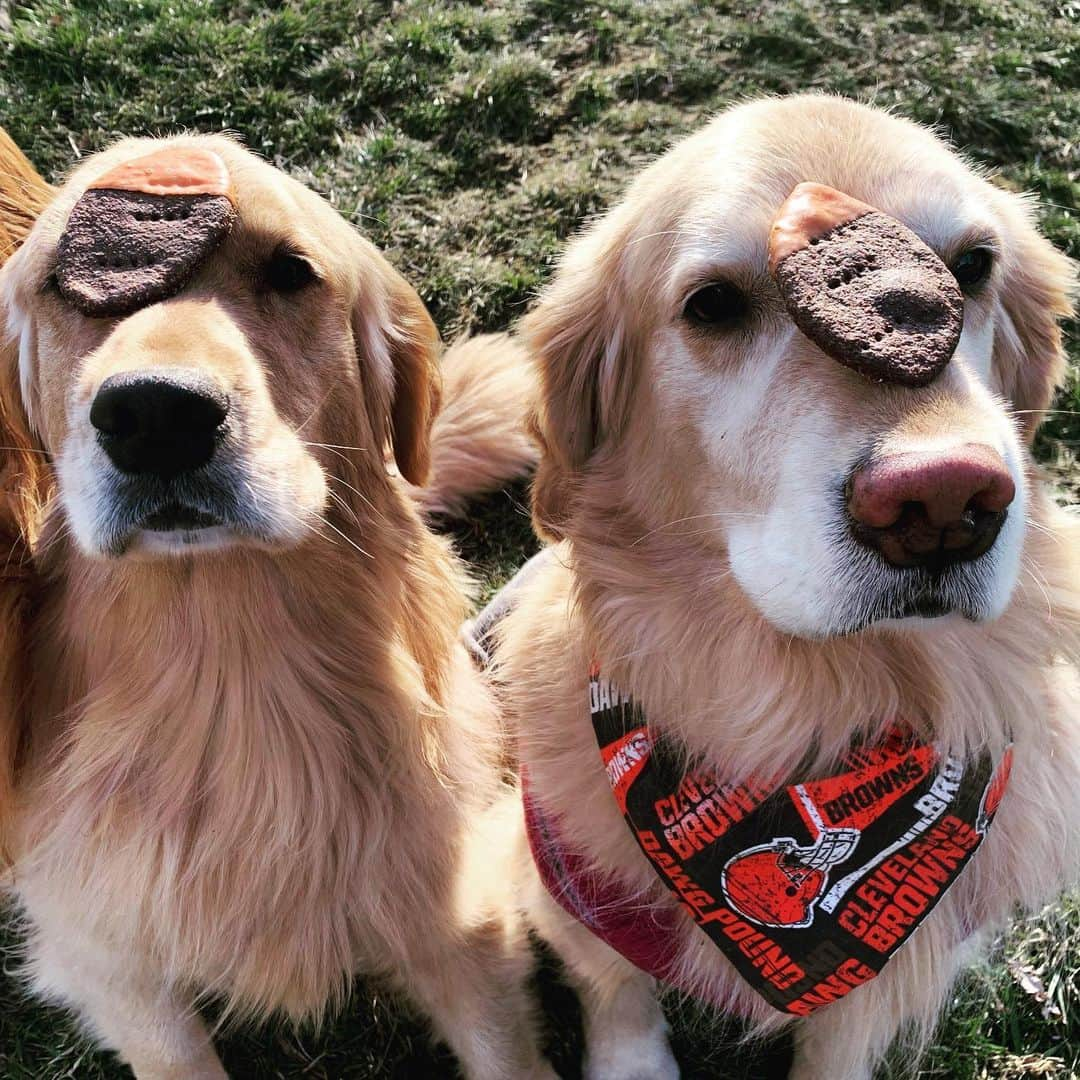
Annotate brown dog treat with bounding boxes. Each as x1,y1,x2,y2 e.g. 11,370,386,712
55,149,236,318
767,183,877,274
768,182,963,387
88,146,232,198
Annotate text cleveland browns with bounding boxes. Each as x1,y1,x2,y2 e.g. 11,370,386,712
837,815,980,952
654,772,775,859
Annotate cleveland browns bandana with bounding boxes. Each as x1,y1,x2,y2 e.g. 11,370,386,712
466,553,1012,1016
583,667,1011,1016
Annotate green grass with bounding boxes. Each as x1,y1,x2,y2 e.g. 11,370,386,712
0,0,1078,1076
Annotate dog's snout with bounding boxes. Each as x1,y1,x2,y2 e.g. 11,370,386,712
847,444,1015,570
90,370,229,476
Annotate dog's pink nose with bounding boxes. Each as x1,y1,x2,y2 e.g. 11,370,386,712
847,444,1014,569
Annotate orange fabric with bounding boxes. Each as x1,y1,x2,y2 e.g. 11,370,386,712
89,148,232,200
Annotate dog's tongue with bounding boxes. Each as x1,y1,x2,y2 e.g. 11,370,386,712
768,181,963,388
89,147,233,199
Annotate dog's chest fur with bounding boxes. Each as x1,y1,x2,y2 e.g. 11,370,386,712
14,525,494,1019
504,540,1080,1025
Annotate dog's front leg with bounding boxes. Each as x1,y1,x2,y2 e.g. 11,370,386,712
391,913,558,1080
789,1011,877,1080
523,861,679,1080
25,918,225,1079
374,791,558,1080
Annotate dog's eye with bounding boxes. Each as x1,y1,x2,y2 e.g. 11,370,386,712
684,282,750,327
262,251,318,294
949,248,993,294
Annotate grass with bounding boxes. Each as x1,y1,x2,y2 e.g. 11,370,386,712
0,0,1078,1076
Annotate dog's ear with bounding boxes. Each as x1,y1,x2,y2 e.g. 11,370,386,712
0,324,46,552
0,128,53,257
991,191,1076,443
352,248,442,487
0,288,50,864
0,128,52,862
520,226,640,541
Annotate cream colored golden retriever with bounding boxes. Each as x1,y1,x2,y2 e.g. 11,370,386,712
0,132,549,1079
494,95,1080,1079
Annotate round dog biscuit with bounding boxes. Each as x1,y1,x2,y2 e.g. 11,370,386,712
769,183,963,387
55,148,236,318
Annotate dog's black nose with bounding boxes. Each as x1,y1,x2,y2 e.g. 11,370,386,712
90,370,229,477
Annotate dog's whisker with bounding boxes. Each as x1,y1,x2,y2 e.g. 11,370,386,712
627,228,692,248
1021,562,1054,620
313,512,373,560
302,444,355,468
293,391,334,438
1014,409,1080,416
327,488,363,529
629,511,765,547
329,473,386,522
1025,517,1063,546
301,442,369,453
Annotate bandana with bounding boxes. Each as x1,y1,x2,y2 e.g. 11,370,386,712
526,665,1011,1017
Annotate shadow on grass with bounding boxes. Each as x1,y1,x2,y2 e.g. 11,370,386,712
1,911,795,1079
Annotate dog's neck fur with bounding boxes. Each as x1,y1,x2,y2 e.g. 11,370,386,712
18,466,490,1017
566,475,1080,783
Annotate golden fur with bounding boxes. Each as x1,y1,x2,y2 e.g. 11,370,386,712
415,332,539,517
498,96,1080,1079
0,131,52,863
0,131,548,1079
0,127,52,256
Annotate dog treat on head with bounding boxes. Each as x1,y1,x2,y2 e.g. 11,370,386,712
55,147,236,318
768,182,963,387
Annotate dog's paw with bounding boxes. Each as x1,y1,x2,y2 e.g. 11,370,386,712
521,1063,560,1080
583,1027,680,1080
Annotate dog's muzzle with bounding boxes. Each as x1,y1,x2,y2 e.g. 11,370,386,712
88,367,241,542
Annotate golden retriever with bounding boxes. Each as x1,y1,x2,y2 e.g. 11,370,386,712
492,95,1080,1079
0,131,550,1079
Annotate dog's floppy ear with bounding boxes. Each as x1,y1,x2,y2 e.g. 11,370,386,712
352,247,442,487
0,314,47,553
0,128,53,258
0,128,53,863
991,191,1076,443
520,224,640,541
0,285,50,864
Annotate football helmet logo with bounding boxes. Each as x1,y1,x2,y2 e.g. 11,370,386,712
721,827,860,929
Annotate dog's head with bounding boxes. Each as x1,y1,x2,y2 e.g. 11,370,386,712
0,134,439,560
524,96,1075,638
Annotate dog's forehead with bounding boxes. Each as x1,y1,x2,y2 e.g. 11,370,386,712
666,168,988,297
670,108,991,269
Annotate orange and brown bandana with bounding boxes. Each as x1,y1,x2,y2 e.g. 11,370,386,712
526,665,1011,1016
